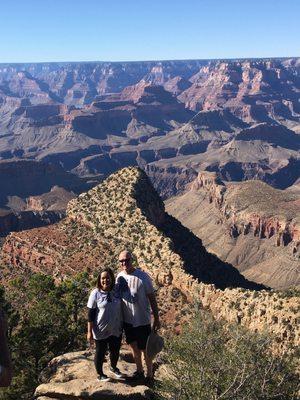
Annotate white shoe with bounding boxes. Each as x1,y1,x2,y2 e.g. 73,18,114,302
110,367,125,379
97,374,111,382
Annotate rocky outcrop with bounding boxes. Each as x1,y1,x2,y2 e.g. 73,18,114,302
1,167,299,351
13,103,66,126
159,268,300,349
0,159,91,208
62,84,193,141
26,186,76,211
0,160,92,232
191,172,300,245
235,123,300,150
190,171,226,205
163,76,192,95
35,348,152,400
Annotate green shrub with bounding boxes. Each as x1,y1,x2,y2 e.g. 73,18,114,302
0,273,91,400
156,310,299,400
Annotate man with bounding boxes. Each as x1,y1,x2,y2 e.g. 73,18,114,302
116,250,160,384
0,309,12,387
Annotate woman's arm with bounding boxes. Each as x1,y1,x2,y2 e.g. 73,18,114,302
87,308,96,347
87,321,93,344
0,310,12,387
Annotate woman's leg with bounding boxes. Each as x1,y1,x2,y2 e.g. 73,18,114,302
95,339,108,375
108,335,122,369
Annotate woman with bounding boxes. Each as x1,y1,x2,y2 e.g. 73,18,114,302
87,267,124,382
0,308,12,387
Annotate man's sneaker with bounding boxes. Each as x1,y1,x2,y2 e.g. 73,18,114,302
126,370,144,381
97,374,110,382
144,376,155,387
110,367,125,379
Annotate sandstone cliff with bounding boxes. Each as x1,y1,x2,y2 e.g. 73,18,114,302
178,59,300,124
166,171,300,289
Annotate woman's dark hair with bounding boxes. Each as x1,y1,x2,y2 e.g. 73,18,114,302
97,267,115,291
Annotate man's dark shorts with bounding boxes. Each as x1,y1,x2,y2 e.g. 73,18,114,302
123,323,151,350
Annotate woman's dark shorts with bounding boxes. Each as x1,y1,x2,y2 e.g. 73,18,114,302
123,323,151,350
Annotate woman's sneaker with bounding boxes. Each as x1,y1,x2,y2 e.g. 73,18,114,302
97,374,110,382
109,367,125,379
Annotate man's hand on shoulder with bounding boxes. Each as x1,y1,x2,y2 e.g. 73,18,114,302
116,276,128,292
128,276,140,296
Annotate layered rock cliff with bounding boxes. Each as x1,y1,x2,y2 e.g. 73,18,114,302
1,58,299,203
0,160,93,234
166,171,300,289
178,60,300,123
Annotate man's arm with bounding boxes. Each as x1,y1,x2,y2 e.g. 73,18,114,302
117,276,139,303
147,292,160,331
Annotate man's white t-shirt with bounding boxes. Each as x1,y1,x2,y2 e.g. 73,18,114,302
116,269,154,327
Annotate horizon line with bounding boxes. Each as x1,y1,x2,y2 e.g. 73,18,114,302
0,55,299,65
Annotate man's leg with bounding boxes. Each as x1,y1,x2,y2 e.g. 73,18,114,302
124,323,144,374
136,324,152,378
143,351,153,378
129,341,143,373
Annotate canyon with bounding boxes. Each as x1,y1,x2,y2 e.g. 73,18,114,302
0,58,299,290
0,59,299,207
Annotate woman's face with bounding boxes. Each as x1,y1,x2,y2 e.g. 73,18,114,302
100,271,112,291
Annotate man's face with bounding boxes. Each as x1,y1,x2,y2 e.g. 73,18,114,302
119,252,134,274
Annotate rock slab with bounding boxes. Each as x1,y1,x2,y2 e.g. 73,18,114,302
35,348,152,400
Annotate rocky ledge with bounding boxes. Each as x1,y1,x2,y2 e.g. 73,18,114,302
35,347,153,400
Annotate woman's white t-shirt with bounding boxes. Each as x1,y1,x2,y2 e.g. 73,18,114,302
87,288,122,340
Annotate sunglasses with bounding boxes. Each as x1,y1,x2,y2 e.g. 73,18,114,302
119,258,130,264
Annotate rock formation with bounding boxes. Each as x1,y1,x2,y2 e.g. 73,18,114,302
35,348,152,400
166,171,300,289
0,209,65,237
178,60,300,122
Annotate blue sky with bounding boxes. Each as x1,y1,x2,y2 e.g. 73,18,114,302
0,0,299,63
